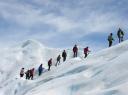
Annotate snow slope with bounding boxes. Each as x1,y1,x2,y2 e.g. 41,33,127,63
0,39,128,95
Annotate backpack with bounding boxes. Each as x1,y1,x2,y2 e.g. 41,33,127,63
108,35,113,41
121,31,124,36
117,29,124,37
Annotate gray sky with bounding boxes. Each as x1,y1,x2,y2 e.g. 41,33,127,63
0,0,128,51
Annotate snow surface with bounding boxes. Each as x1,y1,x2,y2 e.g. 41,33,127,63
0,39,128,95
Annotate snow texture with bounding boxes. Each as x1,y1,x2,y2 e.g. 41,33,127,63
0,39,128,95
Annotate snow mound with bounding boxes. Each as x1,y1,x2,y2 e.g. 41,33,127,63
21,39,44,48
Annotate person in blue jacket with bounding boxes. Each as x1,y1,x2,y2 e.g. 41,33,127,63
38,64,43,76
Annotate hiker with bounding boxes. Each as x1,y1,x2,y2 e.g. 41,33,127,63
62,50,67,62
56,55,61,66
29,68,35,80
20,68,24,77
48,58,52,71
108,33,114,47
73,45,78,57
38,64,43,76
84,47,90,58
25,70,30,80
117,28,124,43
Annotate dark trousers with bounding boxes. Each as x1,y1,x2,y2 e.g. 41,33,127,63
56,60,60,66
48,65,51,71
119,37,123,43
26,74,30,80
109,41,112,47
84,53,88,58
63,57,66,62
38,70,42,76
20,74,24,77
29,75,33,80
73,52,77,57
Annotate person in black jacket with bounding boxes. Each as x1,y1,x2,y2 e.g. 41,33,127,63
62,50,67,62
108,33,114,47
117,28,124,43
56,55,61,66
25,70,30,80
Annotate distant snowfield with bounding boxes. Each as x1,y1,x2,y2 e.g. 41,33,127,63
0,39,128,95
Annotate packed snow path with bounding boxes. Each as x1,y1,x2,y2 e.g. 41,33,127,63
0,39,128,95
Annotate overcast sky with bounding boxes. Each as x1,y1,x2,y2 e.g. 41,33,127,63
0,0,128,50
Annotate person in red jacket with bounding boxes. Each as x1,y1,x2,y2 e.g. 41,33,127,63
84,47,90,58
29,68,35,80
48,58,52,71
73,45,78,57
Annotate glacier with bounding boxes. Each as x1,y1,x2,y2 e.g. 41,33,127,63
0,39,128,95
